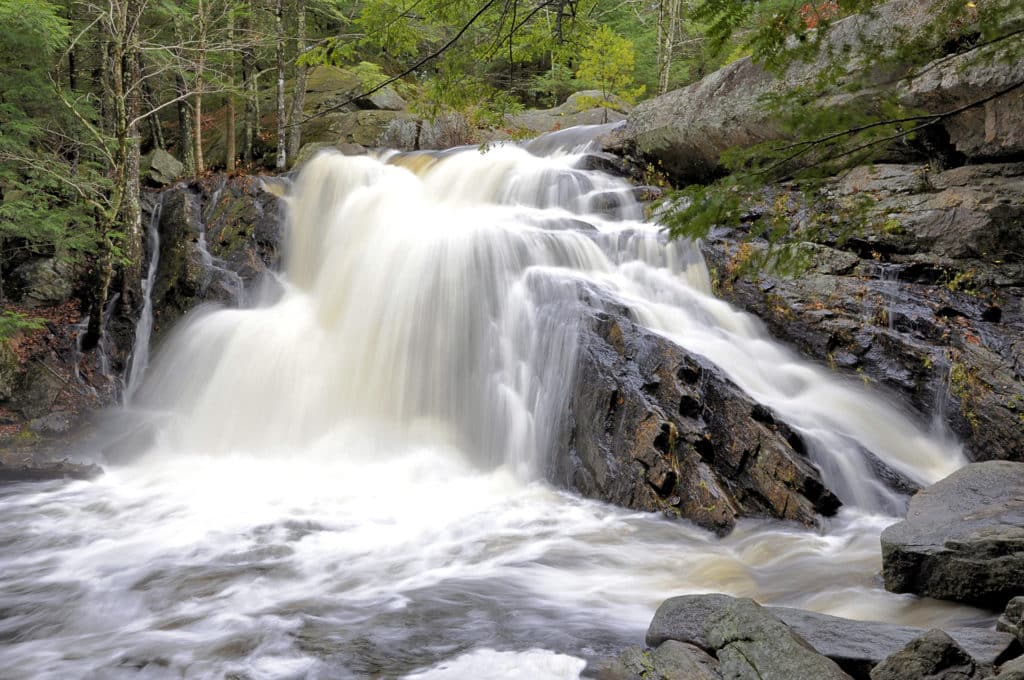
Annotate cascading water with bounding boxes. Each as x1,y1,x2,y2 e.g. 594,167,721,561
0,129,980,679
124,195,164,402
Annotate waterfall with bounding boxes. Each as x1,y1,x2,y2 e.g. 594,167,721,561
0,128,975,680
124,194,163,403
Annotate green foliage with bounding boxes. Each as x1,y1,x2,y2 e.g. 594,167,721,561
0,311,45,340
575,25,645,103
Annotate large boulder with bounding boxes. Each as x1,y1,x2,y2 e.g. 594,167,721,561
870,629,979,680
8,257,75,307
621,0,1024,182
998,598,1024,646
648,594,1020,679
603,641,722,680
553,288,840,533
705,598,853,680
881,461,1024,608
144,148,185,186
508,90,631,134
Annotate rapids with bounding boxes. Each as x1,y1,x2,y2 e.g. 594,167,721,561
0,127,986,679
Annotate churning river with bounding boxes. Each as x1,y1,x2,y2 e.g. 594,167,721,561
0,127,988,679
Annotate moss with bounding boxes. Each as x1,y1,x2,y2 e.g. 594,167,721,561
949,358,984,431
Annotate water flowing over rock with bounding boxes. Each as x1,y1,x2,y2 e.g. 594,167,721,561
881,461,1024,608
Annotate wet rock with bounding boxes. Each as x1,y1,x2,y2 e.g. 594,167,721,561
702,162,1024,464
881,461,1024,608
869,629,978,680
555,288,840,533
144,148,184,186
648,594,1019,679
0,458,103,482
602,641,722,680
997,598,1024,646
705,597,853,680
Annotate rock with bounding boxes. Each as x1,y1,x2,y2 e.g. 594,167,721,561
554,287,840,533
881,461,1024,608
9,257,75,307
997,598,1024,645
509,90,631,134
145,148,185,186
0,458,103,482
870,629,978,680
705,597,853,680
648,594,1020,679
602,642,722,680
621,0,1024,182
985,656,1024,680
702,162,1024,464
356,86,406,111
0,339,18,401
28,410,74,434
14,362,65,419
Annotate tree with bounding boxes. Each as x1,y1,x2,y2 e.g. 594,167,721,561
575,24,644,118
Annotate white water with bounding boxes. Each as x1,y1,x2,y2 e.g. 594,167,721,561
124,195,164,402
0,130,980,679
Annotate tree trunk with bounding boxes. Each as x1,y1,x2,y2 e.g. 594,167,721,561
226,9,237,172
657,0,681,95
193,0,207,175
242,0,257,164
176,75,196,175
286,0,308,162
275,0,287,170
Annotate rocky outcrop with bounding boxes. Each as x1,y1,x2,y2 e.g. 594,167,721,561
645,594,1020,680
554,287,840,533
619,0,1024,183
999,598,1024,646
604,641,723,680
703,162,1024,463
881,461,1024,609
507,90,631,134
0,458,102,482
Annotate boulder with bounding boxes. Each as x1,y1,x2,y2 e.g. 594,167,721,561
870,629,978,680
356,86,406,112
997,598,1024,646
881,461,1024,608
0,458,103,482
9,257,74,307
648,594,1020,679
145,148,184,186
621,0,1024,182
14,362,65,419
28,410,74,434
705,598,853,680
602,642,722,680
554,288,840,533
0,339,18,402
985,656,1024,680
509,90,631,134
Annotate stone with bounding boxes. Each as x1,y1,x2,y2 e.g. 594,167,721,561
9,257,74,307
0,339,19,402
648,594,1020,679
356,86,406,111
0,458,103,482
601,642,722,680
145,148,185,186
881,461,1024,608
870,629,978,680
14,362,65,420
997,598,1024,646
705,597,853,680
621,0,1024,182
984,656,1024,680
28,410,74,434
508,90,630,134
553,286,840,533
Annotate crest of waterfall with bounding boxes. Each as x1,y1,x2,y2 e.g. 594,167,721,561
134,131,963,512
